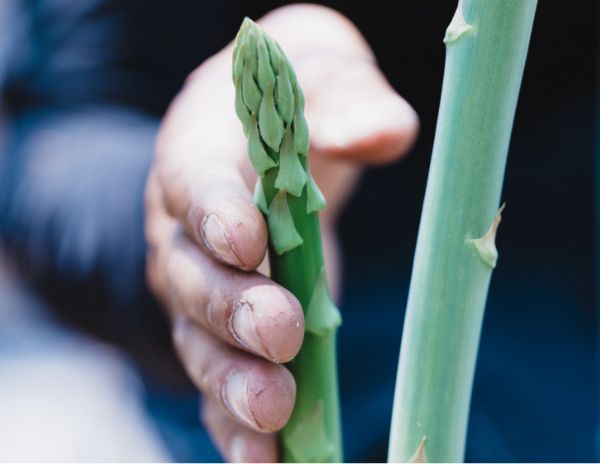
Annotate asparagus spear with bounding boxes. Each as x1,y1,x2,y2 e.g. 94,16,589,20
232,18,343,463
388,1,537,462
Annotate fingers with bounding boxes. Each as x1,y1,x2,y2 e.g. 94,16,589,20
146,170,303,363
303,56,419,165
154,4,420,276
256,4,419,165
259,4,374,65
173,317,296,433
202,398,278,463
155,56,267,272
157,160,268,271
165,231,304,363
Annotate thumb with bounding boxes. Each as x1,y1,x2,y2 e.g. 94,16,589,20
303,55,419,164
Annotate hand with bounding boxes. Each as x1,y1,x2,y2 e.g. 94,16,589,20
145,4,417,462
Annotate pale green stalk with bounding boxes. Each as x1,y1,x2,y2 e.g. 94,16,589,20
388,1,537,462
232,19,342,463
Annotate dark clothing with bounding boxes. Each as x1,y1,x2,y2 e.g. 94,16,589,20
0,0,596,461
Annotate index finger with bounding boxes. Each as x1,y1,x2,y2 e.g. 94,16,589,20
155,56,268,271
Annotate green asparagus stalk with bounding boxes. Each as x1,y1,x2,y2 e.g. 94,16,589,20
388,1,537,462
232,18,342,463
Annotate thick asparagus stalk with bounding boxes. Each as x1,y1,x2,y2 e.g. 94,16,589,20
388,1,537,462
232,19,342,463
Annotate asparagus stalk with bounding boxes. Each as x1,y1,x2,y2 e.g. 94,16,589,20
388,1,537,462
232,19,342,463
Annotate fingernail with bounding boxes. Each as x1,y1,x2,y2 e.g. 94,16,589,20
229,435,248,463
223,371,258,430
231,302,272,360
201,214,243,267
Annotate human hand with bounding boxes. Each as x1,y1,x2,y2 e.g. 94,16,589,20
145,5,418,462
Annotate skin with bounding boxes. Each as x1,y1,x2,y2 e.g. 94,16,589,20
145,4,418,462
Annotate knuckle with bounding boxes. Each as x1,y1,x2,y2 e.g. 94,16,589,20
145,250,162,295
171,316,190,355
199,398,214,430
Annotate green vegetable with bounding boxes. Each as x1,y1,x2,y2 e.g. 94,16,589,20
232,18,342,463
388,1,537,462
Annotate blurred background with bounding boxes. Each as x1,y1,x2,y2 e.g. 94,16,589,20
0,0,596,462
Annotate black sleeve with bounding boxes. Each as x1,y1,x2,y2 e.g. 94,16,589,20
0,105,176,370
0,0,246,374
0,0,221,374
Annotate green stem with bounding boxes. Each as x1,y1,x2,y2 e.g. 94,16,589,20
263,170,342,463
388,1,537,462
233,19,342,463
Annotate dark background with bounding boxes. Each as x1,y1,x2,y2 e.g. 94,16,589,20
336,1,598,461
0,0,597,462
274,1,598,461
